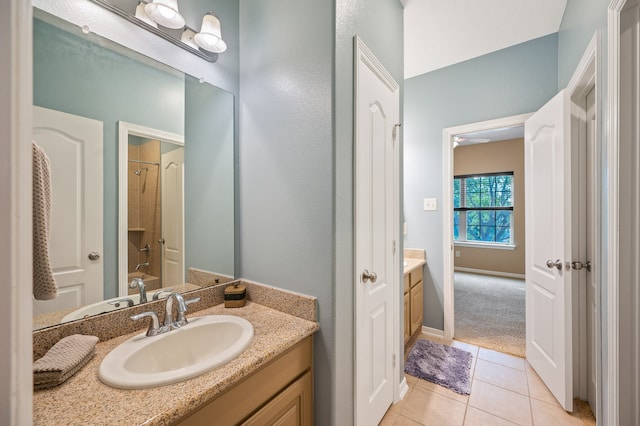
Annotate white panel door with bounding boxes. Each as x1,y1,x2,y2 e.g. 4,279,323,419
355,38,399,426
525,89,573,411
32,106,103,315
161,147,184,287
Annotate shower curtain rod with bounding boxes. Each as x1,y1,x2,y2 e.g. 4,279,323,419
128,159,160,166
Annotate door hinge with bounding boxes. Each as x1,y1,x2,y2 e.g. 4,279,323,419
392,353,396,368
393,123,402,144
393,240,397,255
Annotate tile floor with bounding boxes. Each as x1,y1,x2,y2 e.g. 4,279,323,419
380,334,596,426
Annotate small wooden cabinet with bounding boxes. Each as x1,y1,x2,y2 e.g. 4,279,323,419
404,267,424,345
178,337,313,426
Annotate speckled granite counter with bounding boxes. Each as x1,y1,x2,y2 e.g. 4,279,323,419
404,258,425,275
33,301,319,426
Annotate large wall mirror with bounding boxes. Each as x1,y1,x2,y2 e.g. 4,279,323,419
32,9,235,330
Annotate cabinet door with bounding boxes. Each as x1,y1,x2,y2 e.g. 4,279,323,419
404,292,411,344
243,371,312,426
410,281,423,336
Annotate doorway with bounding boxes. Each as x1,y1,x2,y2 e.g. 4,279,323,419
441,44,601,414
451,128,527,358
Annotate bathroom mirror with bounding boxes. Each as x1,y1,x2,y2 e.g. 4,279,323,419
32,10,235,330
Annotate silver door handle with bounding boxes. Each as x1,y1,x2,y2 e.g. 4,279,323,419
546,259,562,270
571,261,592,272
88,251,101,261
362,269,377,283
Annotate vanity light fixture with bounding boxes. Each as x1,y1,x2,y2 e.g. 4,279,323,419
89,0,224,62
180,28,199,50
144,0,185,29
194,12,227,53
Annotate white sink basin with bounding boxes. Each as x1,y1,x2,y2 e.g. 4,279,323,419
98,315,254,389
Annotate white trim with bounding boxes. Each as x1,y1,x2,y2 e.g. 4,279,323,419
0,1,33,423
608,1,624,424
565,29,602,420
454,241,516,250
442,113,532,340
398,377,409,400
454,267,525,280
421,326,445,338
118,122,184,297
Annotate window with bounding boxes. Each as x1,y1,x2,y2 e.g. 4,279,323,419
454,172,514,246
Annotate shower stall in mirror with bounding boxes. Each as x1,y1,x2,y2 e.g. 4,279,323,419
120,123,185,298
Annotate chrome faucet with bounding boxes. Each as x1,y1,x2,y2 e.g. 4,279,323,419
152,288,174,301
130,292,200,337
164,292,201,329
129,278,148,303
108,298,134,308
134,262,149,272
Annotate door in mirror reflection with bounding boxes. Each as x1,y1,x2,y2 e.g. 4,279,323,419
32,106,104,317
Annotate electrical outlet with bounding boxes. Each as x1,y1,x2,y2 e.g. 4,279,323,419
423,198,437,211
455,250,461,258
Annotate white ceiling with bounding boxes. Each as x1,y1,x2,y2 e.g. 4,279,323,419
455,125,524,147
403,0,567,79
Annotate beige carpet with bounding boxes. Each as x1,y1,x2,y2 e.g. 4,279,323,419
454,272,525,358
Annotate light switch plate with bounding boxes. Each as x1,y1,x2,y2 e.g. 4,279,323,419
423,198,437,211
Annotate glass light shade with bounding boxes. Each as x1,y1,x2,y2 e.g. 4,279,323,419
144,0,185,29
194,13,223,52
135,2,157,28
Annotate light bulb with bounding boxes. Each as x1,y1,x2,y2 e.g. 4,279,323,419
144,0,185,29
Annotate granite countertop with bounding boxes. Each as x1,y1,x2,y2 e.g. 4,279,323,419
33,301,319,426
404,257,426,275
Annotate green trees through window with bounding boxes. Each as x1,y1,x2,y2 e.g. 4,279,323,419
454,173,514,244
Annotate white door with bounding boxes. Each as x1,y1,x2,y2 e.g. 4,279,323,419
355,38,400,426
524,89,573,411
161,147,184,287
32,106,103,315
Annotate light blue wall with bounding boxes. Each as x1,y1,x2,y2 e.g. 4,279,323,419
185,76,235,277
404,33,558,330
33,18,184,299
557,0,609,88
335,0,404,422
238,1,334,424
239,0,402,423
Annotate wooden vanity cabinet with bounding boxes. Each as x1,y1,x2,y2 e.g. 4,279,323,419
177,336,313,426
404,267,424,345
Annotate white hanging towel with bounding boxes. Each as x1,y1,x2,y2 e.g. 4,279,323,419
32,141,58,300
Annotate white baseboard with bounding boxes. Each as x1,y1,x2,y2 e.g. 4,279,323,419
421,326,444,338
397,377,409,401
454,267,525,280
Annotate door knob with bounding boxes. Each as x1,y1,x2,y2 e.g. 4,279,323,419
362,269,378,283
571,261,592,272
88,251,101,261
546,259,562,270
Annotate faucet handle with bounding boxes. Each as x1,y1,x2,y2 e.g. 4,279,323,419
152,288,174,301
108,298,134,308
130,311,161,337
185,297,201,307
